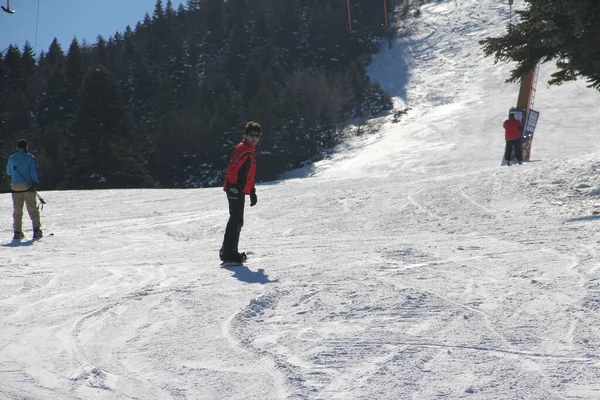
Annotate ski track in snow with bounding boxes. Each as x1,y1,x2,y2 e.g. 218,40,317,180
2,0,600,399
244,170,600,399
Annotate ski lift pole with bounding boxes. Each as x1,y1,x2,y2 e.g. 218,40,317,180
383,0,388,27
347,0,352,31
12,166,46,205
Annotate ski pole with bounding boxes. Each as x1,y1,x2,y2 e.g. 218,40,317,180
12,165,46,205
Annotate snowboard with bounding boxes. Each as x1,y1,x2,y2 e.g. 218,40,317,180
220,261,245,267
219,251,252,267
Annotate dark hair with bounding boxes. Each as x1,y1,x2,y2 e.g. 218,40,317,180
509,113,515,119
17,139,28,149
244,121,262,136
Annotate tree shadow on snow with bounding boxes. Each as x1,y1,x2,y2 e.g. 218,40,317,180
222,266,278,284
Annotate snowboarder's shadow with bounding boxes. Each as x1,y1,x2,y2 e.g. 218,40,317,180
222,266,278,284
2,239,36,247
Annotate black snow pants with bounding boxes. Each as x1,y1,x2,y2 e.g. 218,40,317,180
220,193,245,259
504,138,523,162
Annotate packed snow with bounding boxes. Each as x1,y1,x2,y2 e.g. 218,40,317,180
2,0,600,399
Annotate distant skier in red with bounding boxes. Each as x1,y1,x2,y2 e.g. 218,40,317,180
503,113,523,166
219,121,262,264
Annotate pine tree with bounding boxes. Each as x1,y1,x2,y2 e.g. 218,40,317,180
480,0,600,89
65,39,86,116
63,65,153,189
3,45,37,145
0,53,11,173
37,43,66,131
20,42,37,97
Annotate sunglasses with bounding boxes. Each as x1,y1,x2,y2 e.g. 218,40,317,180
246,132,261,138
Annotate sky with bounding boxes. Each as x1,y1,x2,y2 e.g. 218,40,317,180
2,0,600,399
0,0,185,54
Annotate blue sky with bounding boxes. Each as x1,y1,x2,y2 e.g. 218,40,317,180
0,0,184,54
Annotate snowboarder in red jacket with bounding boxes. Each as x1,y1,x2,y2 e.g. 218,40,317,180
219,121,262,264
503,113,523,166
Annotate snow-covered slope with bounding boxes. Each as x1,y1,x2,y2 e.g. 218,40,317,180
2,0,600,399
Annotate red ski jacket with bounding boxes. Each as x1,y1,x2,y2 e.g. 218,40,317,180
223,139,256,195
503,119,523,141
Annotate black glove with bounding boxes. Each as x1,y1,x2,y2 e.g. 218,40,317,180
250,188,257,207
29,182,38,192
227,184,240,200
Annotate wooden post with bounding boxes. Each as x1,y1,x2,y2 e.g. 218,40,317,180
514,63,540,162
516,65,538,122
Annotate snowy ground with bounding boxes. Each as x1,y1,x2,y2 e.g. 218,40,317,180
2,0,600,399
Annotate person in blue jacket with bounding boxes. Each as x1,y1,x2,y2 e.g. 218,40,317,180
5,139,42,239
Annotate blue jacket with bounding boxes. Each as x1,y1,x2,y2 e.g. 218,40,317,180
6,149,39,185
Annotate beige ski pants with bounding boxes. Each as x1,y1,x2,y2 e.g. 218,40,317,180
11,183,41,232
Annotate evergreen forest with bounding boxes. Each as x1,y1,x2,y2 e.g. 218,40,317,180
0,0,422,190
